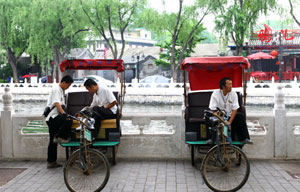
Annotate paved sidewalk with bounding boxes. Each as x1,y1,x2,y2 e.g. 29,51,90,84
0,159,299,192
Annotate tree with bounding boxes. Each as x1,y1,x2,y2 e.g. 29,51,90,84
288,0,300,27
25,0,88,82
80,0,146,59
0,0,30,83
139,0,214,82
214,0,276,56
154,27,205,80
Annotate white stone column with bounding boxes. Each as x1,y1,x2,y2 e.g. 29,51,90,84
273,85,286,158
1,87,13,157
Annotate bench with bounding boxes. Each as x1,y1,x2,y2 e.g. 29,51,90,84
61,91,121,165
185,91,246,166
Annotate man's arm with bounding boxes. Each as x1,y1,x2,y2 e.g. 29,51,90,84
54,102,65,114
106,100,117,109
228,109,237,130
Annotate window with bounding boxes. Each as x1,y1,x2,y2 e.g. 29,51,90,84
148,64,153,69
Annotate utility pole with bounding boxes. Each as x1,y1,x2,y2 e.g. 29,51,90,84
278,32,283,83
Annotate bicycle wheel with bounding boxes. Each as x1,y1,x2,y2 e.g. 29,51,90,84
64,148,110,192
201,145,250,192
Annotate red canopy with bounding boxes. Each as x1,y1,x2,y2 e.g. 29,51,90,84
59,59,124,72
181,57,250,91
246,52,275,60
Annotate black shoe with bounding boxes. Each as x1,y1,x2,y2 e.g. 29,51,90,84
47,162,62,169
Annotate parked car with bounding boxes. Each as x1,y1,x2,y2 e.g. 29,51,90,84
139,75,171,83
73,78,84,84
83,75,114,86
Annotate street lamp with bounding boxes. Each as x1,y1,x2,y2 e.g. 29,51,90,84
131,52,145,83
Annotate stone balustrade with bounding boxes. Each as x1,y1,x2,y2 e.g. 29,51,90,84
1,85,300,160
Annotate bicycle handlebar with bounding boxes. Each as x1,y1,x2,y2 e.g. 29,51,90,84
67,113,89,128
205,108,229,128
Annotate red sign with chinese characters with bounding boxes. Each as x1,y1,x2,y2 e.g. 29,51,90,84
258,24,294,42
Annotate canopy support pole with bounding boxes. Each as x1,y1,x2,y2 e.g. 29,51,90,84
183,69,187,108
243,69,247,105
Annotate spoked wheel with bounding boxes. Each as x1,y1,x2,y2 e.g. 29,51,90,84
64,148,110,192
201,145,250,192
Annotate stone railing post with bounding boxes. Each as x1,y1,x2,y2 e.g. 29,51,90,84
1,87,14,157
273,85,286,158
132,116,151,134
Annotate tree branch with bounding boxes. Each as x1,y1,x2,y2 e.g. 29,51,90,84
289,0,300,27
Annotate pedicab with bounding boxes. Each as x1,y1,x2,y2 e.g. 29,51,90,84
59,59,125,192
181,56,251,192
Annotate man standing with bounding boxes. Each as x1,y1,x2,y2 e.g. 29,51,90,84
45,75,73,168
209,77,251,143
84,78,117,139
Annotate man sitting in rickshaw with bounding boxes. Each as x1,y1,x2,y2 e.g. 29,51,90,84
83,78,118,139
208,77,252,144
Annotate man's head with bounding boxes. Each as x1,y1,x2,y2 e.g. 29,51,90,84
84,79,98,93
219,77,232,93
60,75,73,90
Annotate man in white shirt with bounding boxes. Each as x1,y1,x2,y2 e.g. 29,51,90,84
45,75,73,168
208,77,251,143
84,78,117,139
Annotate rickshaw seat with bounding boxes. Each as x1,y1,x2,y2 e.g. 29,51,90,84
63,91,121,164
65,91,121,141
186,91,245,122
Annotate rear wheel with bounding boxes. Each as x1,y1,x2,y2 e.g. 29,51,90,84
201,145,250,192
64,148,110,192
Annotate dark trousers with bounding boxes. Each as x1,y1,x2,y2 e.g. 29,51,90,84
206,112,250,141
46,114,72,163
231,112,250,141
92,106,115,138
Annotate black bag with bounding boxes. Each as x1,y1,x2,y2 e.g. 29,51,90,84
43,106,55,117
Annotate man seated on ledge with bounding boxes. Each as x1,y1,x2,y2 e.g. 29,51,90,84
208,77,252,144
84,78,117,139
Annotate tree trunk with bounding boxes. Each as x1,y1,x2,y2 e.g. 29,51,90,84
7,48,19,83
53,46,65,82
172,64,177,83
236,45,243,56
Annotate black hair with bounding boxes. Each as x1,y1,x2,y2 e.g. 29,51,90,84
219,77,231,89
60,75,73,83
84,78,97,87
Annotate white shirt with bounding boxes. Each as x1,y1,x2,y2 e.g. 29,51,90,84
45,84,65,121
90,84,117,114
209,89,239,117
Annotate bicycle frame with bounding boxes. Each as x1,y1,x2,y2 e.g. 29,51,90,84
68,113,93,174
205,110,232,169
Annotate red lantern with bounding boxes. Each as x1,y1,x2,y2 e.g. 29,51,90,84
270,50,279,58
276,61,280,65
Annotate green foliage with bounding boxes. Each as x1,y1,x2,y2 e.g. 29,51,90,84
214,0,276,55
155,25,206,69
25,0,88,65
137,0,212,81
199,31,218,44
80,0,147,59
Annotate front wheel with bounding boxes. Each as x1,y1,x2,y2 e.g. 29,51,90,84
201,145,250,192
64,148,110,192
